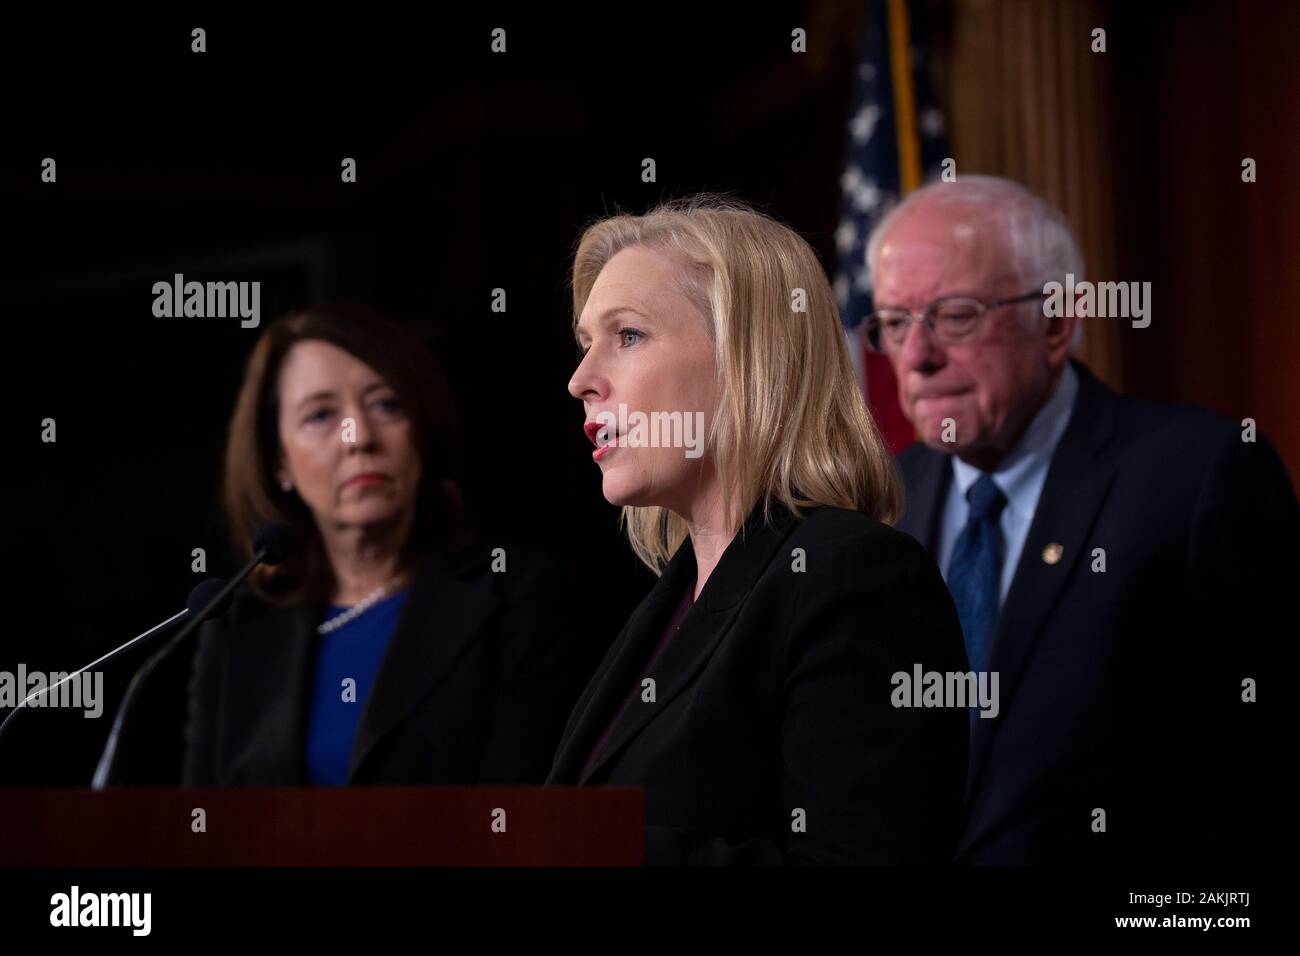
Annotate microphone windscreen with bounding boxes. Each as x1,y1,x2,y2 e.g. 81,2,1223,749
187,577,232,619
253,521,298,565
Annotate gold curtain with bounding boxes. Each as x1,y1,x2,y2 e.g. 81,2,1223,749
938,0,1125,390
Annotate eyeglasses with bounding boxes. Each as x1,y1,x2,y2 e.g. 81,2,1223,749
863,291,1048,352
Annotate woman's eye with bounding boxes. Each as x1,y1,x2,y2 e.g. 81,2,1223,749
618,328,644,347
305,409,332,424
374,397,404,416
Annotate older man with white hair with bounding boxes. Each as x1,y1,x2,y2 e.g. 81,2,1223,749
866,174,1297,866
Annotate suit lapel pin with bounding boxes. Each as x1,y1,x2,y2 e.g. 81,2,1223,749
1042,543,1064,565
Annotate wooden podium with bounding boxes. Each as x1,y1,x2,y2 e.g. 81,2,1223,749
0,788,644,866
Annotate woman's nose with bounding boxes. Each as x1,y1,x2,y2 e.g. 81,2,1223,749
345,406,379,450
568,351,607,402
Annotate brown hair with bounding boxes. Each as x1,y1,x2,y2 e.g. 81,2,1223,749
223,303,469,606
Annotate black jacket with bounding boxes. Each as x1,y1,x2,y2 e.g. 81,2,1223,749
181,544,601,786
547,502,970,865
896,359,1299,865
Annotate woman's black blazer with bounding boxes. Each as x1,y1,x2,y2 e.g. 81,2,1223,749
181,544,599,786
547,502,970,865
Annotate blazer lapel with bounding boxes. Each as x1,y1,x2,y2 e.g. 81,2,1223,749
555,501,801,785
226,602,318,785
966,360,1120,796
547,547,694,784
898,446,953,556
346,549,499,782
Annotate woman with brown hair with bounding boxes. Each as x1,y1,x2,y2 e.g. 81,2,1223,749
182,303,598,786
549,196,969,864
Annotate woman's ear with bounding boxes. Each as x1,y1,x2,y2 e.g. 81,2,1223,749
275,454,292,492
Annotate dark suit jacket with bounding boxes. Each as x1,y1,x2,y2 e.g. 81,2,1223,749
547,502,970,865
181,544,601,786
896,359,1298,865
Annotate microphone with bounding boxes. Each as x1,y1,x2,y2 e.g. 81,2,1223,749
0,578,232,749
90,522,299,789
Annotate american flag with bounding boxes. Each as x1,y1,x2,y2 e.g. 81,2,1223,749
834,0,949,454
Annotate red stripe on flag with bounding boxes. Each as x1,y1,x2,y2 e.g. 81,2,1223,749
863,344,915,454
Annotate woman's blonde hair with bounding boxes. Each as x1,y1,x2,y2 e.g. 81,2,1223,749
571,195,902,574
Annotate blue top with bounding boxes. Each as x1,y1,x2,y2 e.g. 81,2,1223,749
938,361,1079,607
305,589,410,785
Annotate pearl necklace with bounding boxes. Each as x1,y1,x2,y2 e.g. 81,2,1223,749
317,581,399,635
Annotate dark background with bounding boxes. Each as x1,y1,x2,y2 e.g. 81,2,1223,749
1,3,1295,784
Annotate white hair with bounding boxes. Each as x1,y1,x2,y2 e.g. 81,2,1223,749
865,175,1086,350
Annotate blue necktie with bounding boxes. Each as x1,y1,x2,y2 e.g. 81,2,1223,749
948,473,1008,676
